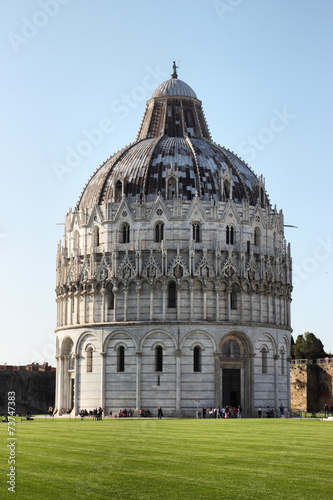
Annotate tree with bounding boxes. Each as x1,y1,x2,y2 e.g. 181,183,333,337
292,332,326,360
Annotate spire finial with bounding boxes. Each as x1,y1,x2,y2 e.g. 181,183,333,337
171,61,178,79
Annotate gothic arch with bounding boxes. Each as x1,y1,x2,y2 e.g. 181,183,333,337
219,331,252,357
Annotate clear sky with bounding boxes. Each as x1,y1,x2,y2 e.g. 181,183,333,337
1,0,332,365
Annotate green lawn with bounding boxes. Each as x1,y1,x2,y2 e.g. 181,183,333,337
0,418,332,499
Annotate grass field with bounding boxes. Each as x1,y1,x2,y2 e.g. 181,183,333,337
0,417,332,499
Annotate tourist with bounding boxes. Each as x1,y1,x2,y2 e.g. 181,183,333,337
202,407,207,419
279,404,284,418
324,403,329,418
258,406,262,418
157,406,163,419
237,405,242,418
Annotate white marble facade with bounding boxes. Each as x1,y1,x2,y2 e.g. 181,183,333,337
55,72,292,417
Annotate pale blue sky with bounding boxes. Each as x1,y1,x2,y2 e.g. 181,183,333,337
1,0,332,364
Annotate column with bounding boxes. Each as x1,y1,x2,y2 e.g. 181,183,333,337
75,290,80,324
247,353,256,416
83,288,87,324
69,292,73,325
162,285,166,320
249,291,253,323
124,288,128,322
287,356,291,411
113,289,118,322
273,292,277,325
102,288,106,323
216,290,220,321
274,354,279,411
73,353,79,416
177,283,180,321
136,351,142,411
55,355,61,411
150,288,154,321
100,351,106,413
92,288,96,323
227,290,231,321
190,286,194,321
136,284,141,320
203,289,207,320
214,352,222,407
240,289,243,322
175,349,182,417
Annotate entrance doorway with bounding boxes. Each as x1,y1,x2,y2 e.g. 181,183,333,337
223,369,240,407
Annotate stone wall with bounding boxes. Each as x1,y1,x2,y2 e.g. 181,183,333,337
290,361,333,412
0,371,55,415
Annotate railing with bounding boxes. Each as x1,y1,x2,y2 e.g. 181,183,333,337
290,359,313,365
316,358,333,364
291,358,333,365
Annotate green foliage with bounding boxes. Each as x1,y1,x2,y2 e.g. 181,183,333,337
0,418,332,499
292,332,326,360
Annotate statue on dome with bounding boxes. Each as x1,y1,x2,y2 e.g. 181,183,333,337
171,61,178,79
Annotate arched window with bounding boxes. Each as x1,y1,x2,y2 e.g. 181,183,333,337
122,223,130,243
223,180,230,200
192,222,200,242
230,283,238,310
261,347,268,374
168,177,176,200
106,283,114,310
155,222,164,242
117,346,125,372
108,290,114,310
193,346,201,372
168,282,177,308
226,225,234,245
254,227,261,246
155,345,163,372
87,347,93,373
115,180,123,202
94,226,100,247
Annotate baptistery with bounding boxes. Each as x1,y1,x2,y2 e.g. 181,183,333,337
55,65,292,417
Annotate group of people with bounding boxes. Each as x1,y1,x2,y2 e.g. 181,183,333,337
202,405,243,418
113,409,133,418
256,404,284,418
79,407,103,420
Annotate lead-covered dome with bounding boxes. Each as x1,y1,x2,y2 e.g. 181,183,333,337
77,72,265,210
152,78,197,98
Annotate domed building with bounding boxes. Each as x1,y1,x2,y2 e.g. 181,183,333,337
55,65,292,417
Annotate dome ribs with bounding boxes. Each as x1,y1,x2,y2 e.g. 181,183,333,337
185,136,203,198
78,76,271,209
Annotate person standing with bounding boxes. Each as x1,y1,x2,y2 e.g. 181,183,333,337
324,403,329,418
279,404,284,418
258,406,262,418
158,406,163,419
